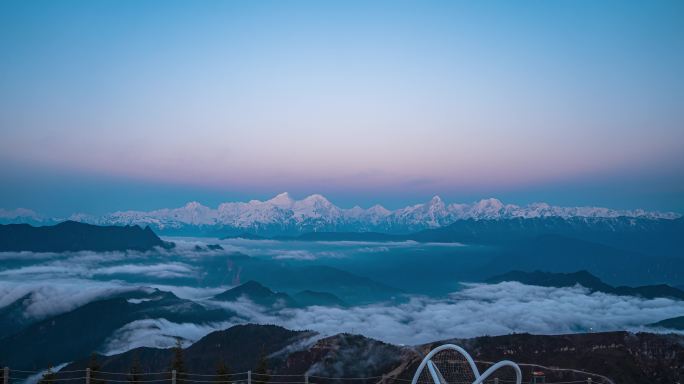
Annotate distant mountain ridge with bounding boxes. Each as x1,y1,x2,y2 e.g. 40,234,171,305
488,270,684,300
2,193,679,236
650,315,684,330
212,280,347,308
0,221,173,252
213,280,299,308
266,216,684,263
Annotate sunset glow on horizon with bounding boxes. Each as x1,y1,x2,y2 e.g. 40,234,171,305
1,0,683,215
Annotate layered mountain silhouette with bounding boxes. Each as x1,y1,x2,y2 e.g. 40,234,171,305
487,270,684,300
213,280,299,307
198,254,400,305
650,315,684,330
0,283,348,370
293,290,348,307
213,280,347,308
0,221,173,252
289,216,683,257
0,289,227,370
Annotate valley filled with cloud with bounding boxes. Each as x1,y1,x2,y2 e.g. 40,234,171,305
1,238,681,358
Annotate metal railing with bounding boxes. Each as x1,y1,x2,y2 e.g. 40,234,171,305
0,366,609,384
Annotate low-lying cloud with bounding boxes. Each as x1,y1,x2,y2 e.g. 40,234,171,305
0,278,230,321
0,279,145,320
103,318,237,355
100,282,684,355
94,263,197,279
0,262,197,280
2,240,684,357
269,249,345,260
273,282,684,345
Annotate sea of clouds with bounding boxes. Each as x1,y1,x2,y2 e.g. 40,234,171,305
95,282,684,354
1,240,683,357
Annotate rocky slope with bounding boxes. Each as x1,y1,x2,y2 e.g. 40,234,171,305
54,325,684,384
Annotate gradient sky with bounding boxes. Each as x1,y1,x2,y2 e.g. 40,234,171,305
1,0,683,215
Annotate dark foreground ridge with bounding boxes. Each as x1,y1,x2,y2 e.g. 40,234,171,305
0,221,174,252
46,324,683,384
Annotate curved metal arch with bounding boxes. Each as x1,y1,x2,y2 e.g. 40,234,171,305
472,360,522,384
411,344,480,384
410,344,521,384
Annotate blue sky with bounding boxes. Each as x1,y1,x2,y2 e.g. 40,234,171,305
1,0,683,215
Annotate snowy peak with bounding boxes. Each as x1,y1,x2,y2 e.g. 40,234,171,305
175,201,216,224
0,208,46,225
428,195,445,208
299,194,333,206
183,201,206,210
293,194,340,221
474,198,504,210
344,206,366,219
0,208,42,220
267,192,295,208
7,194,679,234
392,195,451,228
468,198,507,219
368,204,391,217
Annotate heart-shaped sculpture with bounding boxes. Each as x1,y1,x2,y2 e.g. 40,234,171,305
411,344,522,384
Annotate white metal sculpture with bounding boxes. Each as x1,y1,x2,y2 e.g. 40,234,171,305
411,344,522,384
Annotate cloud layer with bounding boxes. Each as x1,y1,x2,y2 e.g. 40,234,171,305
101,282,684,354
238,282,684,345
2,240,683,357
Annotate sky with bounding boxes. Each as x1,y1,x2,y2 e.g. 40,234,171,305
1,0,683,215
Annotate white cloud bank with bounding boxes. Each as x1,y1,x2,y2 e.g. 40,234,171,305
2,243,683,356
103,318,238,355
274,282,684,344
0,279,145,319
100,282,684,354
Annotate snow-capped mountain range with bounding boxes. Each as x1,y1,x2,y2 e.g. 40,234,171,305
1,193,680,236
